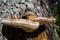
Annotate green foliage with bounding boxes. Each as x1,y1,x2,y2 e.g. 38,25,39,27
53,0,60,26
52,0,60,37
56,27,60,37
55,15,60,26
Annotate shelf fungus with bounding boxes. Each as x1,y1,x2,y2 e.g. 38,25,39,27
31,17,56,24
2,18,40,32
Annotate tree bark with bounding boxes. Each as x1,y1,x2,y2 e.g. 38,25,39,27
34,0,57,40
0,0,57,40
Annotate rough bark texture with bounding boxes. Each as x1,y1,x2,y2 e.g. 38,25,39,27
0,0,57,40
33,0,56,40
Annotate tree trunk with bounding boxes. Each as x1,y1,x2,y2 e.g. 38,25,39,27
34,0,56,40
0,0,56,40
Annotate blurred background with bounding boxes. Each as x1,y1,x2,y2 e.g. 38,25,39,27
52,0,60,38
